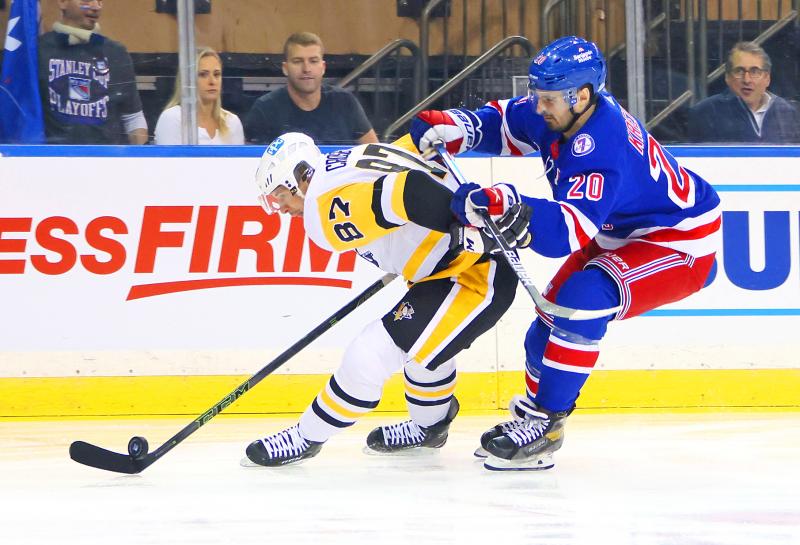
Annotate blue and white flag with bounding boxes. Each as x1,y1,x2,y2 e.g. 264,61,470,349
0,0,44,143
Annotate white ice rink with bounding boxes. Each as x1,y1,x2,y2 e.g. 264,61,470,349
2,412,799,545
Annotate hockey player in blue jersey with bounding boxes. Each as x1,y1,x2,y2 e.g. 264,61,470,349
411,36,721,471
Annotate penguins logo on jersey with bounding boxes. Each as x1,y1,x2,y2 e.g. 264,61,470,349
392,302,415,321
572,133,595,157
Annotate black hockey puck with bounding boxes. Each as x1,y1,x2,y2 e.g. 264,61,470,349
128,436,149,459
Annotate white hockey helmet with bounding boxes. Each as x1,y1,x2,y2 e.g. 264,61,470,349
256,132,321,214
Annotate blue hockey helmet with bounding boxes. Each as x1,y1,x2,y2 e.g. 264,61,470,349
528,36,606,106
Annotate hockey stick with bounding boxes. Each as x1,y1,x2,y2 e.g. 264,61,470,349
69,273,397,474
432,142,621,320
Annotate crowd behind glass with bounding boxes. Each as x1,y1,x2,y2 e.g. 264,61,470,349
2,0,798,146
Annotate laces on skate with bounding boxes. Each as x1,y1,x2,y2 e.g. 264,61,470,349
381,420,426,446
260,425,310,458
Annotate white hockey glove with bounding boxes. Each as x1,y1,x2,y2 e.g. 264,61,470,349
410,109,481,155
449,202,533,255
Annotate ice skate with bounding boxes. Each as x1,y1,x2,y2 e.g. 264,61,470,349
483,402,571,471
243,424,324,467
473,394,538,458
364,397,459,454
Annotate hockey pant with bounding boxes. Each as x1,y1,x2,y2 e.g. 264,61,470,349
299,258,517,442
524,240,716,412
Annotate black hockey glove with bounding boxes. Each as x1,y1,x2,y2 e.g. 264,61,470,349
492,201,533,250
449,202,532,255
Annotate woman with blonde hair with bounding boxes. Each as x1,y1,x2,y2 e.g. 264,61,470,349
154,47,244,144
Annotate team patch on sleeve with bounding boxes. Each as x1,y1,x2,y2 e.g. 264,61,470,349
571,133,595,156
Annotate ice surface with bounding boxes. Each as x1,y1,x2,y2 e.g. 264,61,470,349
1,412,798,545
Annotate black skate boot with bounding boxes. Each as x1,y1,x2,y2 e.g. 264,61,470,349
365,397,459,454
483,402,572,471
243,424,324,467
474,395,537,458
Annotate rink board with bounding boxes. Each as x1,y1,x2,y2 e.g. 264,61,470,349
2,369,798,418
1,145,799,415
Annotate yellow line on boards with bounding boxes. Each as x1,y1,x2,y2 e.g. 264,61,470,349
1,369,798,418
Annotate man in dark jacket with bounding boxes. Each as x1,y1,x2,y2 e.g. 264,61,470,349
688,41,800,144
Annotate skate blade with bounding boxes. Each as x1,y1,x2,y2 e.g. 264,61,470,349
239,456,312,468
483,454,554,471
362,446,441,457
240,457,261,467
473,446,489,459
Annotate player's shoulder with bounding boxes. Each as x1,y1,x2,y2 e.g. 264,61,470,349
497,95,538,121
565,97,628,166
307,153,355,195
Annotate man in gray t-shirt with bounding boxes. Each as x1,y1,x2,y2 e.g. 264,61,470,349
245,32,378,145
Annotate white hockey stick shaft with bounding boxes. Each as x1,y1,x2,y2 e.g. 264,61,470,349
433,142,621,321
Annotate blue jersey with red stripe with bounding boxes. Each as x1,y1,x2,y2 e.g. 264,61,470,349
464,92,721,258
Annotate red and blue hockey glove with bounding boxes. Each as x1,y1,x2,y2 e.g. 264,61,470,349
410,109,481,155
450,182,521,227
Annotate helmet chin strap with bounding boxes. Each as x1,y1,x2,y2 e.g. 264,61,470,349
560,90,598,135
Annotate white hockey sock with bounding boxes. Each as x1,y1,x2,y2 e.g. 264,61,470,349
404,358,457,427
299,320,406,442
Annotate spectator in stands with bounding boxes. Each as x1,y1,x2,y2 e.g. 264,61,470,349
244,32,378,145
154,47,244,145
688,41,800,144
38,0,148,144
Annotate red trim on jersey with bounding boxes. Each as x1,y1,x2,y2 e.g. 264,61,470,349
550,140,560,160
560,204,592,248
640,216,721,243
504,133,523,155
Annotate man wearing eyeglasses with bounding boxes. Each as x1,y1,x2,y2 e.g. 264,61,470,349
688,41,800,143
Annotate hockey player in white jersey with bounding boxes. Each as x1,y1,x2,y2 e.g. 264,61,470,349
243,132,529,467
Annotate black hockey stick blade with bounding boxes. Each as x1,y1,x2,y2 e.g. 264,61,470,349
69,273,397,474
69,441,144,474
